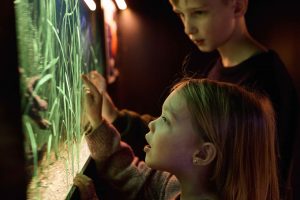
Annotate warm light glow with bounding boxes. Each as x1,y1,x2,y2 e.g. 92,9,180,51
115,0,127,10
101,0,116,15
84,0,96,11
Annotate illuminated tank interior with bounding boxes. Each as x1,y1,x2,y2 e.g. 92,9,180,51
14,0,106,199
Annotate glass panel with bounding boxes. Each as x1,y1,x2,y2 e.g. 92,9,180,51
14,0,105,199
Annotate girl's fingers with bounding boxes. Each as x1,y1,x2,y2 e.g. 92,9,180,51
81,74,99,95
79,174,93,183
85,175,93,183
82,73,103,128
74,174,97,200
88,71,106,93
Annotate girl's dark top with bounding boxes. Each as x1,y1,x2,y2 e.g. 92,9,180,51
113,49,299,194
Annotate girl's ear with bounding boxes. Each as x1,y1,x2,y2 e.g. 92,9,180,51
192,143,216,166
233,0,248,17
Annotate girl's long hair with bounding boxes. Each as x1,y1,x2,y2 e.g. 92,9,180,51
173,78,279,200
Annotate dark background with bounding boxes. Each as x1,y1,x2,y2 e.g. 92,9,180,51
1,0,300,199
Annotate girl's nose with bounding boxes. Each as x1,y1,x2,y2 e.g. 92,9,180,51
148,119,156,132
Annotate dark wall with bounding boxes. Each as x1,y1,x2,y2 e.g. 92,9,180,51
109,1,193,116
0,1,27,200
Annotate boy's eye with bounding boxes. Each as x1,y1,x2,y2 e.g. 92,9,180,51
193,11,204,15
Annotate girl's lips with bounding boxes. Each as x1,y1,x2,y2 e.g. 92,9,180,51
144,145,151,153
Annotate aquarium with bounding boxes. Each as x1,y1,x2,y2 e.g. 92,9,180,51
14,0,106,199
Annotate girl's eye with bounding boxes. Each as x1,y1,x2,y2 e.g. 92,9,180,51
161,116,168,123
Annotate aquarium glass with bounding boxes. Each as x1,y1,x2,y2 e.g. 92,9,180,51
14,0,105,199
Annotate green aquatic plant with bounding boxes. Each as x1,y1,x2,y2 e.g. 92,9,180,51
15,0,105,198
25,122,38,177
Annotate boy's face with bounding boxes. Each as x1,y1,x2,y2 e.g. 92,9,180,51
170,0,237,52
144,88,201,173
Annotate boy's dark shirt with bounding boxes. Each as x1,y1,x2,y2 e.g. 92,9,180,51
113,49,299,193
206,50,299,188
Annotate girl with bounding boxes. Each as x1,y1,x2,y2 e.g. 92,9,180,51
74,75,279,200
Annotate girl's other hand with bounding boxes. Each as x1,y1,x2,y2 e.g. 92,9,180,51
73,174,99,200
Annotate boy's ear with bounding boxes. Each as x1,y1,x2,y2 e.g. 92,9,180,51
192,143,216,166
233,0,248,17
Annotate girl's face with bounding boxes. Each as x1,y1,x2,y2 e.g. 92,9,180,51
170,0,237,52
145,88,201,173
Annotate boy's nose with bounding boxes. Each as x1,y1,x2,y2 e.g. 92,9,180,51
184,20,197,35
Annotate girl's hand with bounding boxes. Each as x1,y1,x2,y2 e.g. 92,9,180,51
87,70,107,94
82,74,103,129
73,174,99,200
86,71,118,123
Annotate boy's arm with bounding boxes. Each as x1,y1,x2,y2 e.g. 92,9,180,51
84,120,180,200
112,109,155,160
